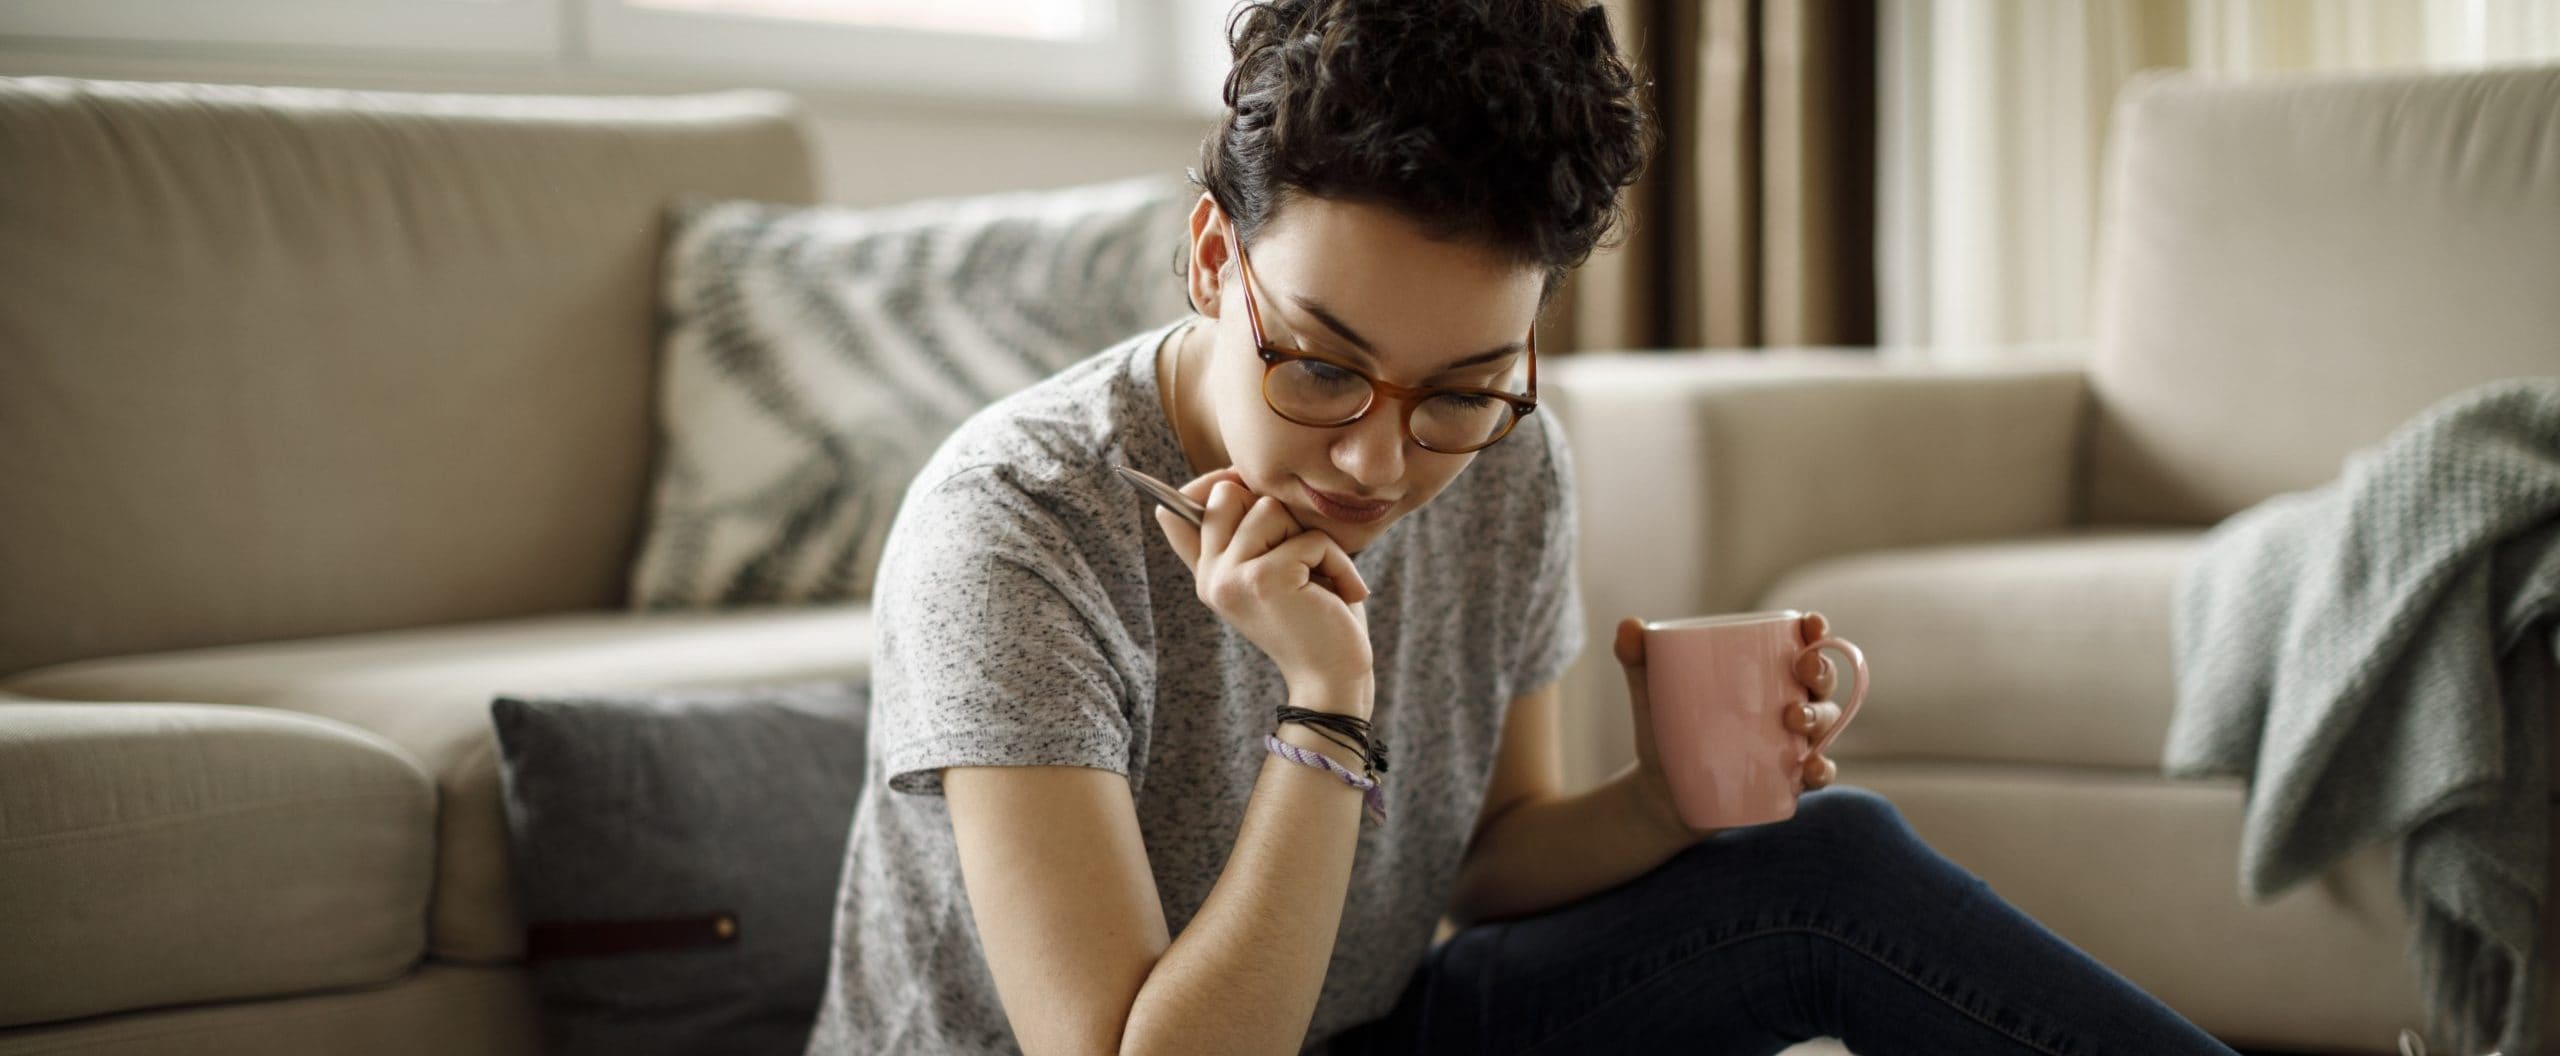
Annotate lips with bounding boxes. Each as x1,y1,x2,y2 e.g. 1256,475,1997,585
1303,481,1394,524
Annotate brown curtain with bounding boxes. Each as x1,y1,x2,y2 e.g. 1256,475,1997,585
1555,0,1878,353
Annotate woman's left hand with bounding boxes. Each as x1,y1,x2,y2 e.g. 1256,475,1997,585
1615,612,1846,842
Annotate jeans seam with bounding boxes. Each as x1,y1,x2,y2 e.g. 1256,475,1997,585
1524,922,2074,1056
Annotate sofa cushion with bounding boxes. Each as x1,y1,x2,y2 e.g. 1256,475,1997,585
1757,529,2200,771
1849,762,2442,1051
2088,64,2560,525
0,605,873,963
492,682,868,1056
0,703,434,1027
0,963,539,1056
0,77,818,677
627,176,1194,610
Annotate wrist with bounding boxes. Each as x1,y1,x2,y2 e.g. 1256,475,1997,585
1614,762,1706,851
1282,672,1374,719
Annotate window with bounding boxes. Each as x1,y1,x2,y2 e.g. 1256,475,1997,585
0,0,557,58
620,0,1094,39
0,0,1230,110
581,0,1170,104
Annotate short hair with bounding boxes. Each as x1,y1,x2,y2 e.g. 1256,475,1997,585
1193,0,1653,297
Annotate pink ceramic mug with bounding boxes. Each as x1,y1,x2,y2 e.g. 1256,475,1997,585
1644,610,1870,830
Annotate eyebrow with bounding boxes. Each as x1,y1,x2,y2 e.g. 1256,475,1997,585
1289,295,1524,377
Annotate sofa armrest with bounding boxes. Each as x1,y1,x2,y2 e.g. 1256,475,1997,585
1542,351,2090,786
0,701,435,1027
1547,350,2091,615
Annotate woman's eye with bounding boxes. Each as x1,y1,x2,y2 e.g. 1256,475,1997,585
1438,393,1499,410
1302,360,1363,386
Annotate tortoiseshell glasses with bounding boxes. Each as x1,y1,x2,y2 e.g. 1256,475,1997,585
1234,242,1538,454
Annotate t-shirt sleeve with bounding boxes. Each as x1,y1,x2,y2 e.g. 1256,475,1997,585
871,467,1134,797
1508,415,1588,698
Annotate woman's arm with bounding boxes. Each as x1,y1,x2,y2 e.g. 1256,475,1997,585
947,679,1375,1056
1447,617,1848,926
952,465,1384,1056
1118,681,1374,1055
1444,682,1696,927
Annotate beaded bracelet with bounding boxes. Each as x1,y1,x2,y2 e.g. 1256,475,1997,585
1265,733,1388,826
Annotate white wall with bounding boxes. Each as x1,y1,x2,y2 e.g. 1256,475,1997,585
0,42,1210,207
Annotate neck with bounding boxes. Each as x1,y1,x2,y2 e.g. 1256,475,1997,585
1162,318,1214,476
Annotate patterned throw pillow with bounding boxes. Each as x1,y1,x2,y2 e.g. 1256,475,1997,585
629,176,1195,609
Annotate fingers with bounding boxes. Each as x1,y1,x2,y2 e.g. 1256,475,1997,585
1226,493,1304,562
1177,467,1243,503
1802,753,1838,790
1154,506,1201,571
1613,617,1647,667
1784,700,1846,740
1794,649,1837,700
1197,479,1247,559
1270,531,1370,603
1795,612,1836,699
1309,539,1368,604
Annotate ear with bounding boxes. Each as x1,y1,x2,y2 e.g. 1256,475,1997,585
1184,192,1230,321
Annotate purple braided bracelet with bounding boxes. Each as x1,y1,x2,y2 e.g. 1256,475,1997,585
1265,733,1388,826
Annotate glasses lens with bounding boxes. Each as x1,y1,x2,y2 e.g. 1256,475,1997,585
1267,358,1372,424
1412,393,1516,451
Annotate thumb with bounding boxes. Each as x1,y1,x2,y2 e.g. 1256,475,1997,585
1614,617,1648,702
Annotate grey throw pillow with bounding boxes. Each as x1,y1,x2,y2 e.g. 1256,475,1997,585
627,175,1196,610
490,680,869,1056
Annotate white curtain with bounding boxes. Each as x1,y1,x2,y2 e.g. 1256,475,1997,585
1878,0,2560,362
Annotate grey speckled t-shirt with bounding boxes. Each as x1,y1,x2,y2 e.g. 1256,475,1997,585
805,320,1585,1055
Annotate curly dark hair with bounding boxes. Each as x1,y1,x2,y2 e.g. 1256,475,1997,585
1193,0,1653,297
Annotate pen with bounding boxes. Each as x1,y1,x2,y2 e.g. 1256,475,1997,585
1114,464,1205,526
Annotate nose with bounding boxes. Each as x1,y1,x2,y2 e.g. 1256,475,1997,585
1331,401,1408,489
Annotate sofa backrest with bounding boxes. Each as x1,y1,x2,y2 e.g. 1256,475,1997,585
2085,63,2560,526
0,78,817,676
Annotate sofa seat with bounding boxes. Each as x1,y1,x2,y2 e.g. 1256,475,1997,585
0,704,434,1028
1758,529,2201,769
0,963,539,1056
1855,761,2425,1051
1765,531,2560,1050
1,605,875,964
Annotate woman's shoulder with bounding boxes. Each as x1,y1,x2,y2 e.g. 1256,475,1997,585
883,325,1178,581
909,330,1165,506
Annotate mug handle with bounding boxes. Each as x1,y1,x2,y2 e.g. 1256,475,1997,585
1799,636,1869,757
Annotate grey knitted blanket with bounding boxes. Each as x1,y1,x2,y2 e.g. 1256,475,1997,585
2167,378,2560,1056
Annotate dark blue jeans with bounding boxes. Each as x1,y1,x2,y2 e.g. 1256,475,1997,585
1328,786,2238,1056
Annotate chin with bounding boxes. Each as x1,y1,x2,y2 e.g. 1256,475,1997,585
1307,509,1395,554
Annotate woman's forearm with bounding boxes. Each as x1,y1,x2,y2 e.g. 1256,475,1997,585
1115,682,1373,1056
1444,762,1701,928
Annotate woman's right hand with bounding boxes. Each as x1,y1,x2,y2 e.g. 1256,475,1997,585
1154,468,1374,705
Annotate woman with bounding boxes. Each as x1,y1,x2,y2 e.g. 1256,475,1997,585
806,2,2240,1053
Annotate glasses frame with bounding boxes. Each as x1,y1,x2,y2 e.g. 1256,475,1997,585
1233,239,1538,455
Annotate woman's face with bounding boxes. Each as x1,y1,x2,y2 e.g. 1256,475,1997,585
1178,193,1545,556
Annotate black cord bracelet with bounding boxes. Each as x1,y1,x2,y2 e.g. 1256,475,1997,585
1274,705,1389,779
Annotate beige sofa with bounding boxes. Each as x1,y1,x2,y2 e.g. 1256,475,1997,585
0,64,2552,1054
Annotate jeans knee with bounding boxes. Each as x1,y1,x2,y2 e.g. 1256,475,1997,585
1794,785,1904,839
1660,785,1915,878
1784,785,1934,868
